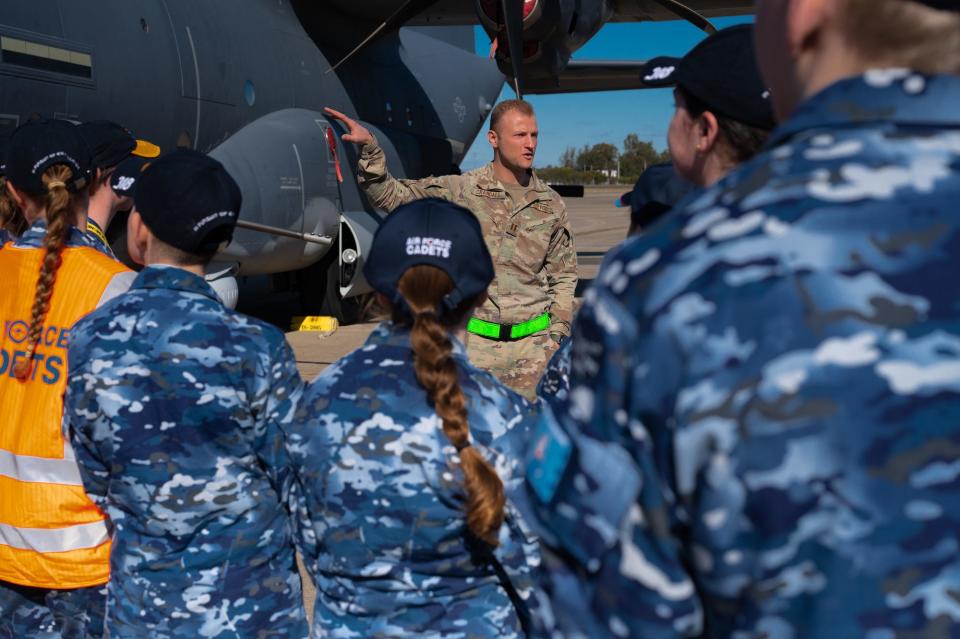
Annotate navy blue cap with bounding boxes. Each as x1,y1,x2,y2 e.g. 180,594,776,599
78,120,160,170
134,149,241,255
4,120,94,195
110,155,152,197
363,198,494,317
640,24,775,130
628,163,695,230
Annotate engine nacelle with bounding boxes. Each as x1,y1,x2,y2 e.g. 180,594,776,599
476,0,615,89
209,109,342,276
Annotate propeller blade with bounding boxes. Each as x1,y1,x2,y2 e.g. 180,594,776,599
648,0,718,34
327,0,441,74
500,0,525,98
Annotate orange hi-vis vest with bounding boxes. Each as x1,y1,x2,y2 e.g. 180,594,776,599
0,243,130,589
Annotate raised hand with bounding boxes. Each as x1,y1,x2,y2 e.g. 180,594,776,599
324,107,374,146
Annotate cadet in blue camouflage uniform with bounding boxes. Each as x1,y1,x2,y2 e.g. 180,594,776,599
525,1,960,637
538,25,773,406
288,199,550,638
64,150,308,638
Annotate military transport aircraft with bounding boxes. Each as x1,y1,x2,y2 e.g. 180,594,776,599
0,0,751,321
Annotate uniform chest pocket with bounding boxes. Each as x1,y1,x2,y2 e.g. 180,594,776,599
507,211,555,272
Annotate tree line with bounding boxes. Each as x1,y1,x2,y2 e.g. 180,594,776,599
538,134,671,185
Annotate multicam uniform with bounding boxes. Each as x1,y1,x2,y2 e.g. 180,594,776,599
64,266,308,639
358,139,577,398
524,71,960,637
288,322,549,638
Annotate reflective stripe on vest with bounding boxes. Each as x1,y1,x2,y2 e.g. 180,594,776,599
0,448,83,485
0,520,108,553
0,243,129,589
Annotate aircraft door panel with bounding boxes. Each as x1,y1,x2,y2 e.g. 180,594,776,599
210,108,340,275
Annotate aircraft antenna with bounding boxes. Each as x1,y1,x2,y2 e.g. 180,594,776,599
327,0,441,74
649,0,718,34
500,0,525,98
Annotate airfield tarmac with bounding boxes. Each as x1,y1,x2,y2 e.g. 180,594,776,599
284,185,631,379
281,185,630,617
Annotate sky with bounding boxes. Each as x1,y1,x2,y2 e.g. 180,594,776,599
460,15,753,171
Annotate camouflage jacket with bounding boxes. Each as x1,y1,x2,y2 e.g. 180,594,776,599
358,139,577,337
288,322,551,638
64,265,308,639
524,71,960,638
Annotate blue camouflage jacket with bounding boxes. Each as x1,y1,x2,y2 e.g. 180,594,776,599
64,265,308,639
288,322,549,638
537,337,572,403
525,71,960,638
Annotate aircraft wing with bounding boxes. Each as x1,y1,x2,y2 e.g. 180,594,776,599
326,0,754,97
404,0,753,25
523,60,653,94
608,0,754,21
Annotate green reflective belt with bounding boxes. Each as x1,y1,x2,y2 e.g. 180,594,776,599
467,312,551,342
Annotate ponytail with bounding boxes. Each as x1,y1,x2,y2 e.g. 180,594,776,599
397,265,506,547
13,165,77,380
0,176,26,237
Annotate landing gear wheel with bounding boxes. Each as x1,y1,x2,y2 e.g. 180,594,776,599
298,249,366,325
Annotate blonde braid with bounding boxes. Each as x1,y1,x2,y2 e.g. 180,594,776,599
398,265,506,546
13,165,75,380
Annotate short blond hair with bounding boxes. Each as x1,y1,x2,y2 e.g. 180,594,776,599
840,0,960,73
489,99,535,132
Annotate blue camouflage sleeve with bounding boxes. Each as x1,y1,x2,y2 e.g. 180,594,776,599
64,322,112,515
525,274,703,637
254,334,305,499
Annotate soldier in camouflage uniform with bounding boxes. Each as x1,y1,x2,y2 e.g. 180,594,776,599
325,101,577,399
64,150,308,638
288,199,551,637
523,1,960,637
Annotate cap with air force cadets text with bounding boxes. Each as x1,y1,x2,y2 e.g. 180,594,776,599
134,149,241,255
363,198,495,317
640,24,775,130
4,120,94,195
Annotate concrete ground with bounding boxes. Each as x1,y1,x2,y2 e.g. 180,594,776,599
282,185,630,623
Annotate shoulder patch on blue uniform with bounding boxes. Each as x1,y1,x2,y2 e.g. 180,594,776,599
526,411,572,504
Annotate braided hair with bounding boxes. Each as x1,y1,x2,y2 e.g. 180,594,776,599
395,264,506,547
13,165,78,380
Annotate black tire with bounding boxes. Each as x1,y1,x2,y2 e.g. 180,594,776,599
298,249,366,325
